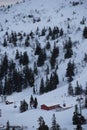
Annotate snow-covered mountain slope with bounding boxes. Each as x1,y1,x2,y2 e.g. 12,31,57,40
0,0,87,130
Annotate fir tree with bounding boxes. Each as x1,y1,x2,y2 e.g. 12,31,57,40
51,114,60,130
33,97,38,108
6,120,10,130
29,95,34,108
15,49,20,59
3,38,7,47
75,81,83,95
85,95,87,108
66,60,75,82
22,51,29,65
64,37,73,59
83,26,87,38
38,116,49,130
34,62,38,75
68,82,74,96
39,78,45,94
76,124,82,130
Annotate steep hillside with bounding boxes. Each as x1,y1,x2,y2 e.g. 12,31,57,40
0,0,87,130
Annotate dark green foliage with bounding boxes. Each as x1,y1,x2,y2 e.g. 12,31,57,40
50,72,59,90
46,41,50,50
12,70,22,92
41,27,46,36
84,86,87,95
0,80,3,95
35,44,42,55
3,77,13,95
85,97,87,108
19,51,29,65
50,43,59,69
30,95,34,108
68,82,74,96
64,37,73,59
25,35,30,47
33,97,38,108
39,78,45,94
59,28,63,36
15,50,20,59
84,53,87,63
75,81,83,95
22,51,29,65
72,105,86,125
51,114,60,130
83,26,87,38
72,112,86,125
37,48,46,67
6,121,10,130
20,99,28,113
2,52,9,75
10,31,17,46
76,124,82,130
75,105,79,114
34,62,38,75
66,61,75,82
29,95,38,108
45,72,59,92
23,66,35,87
3,38,7,47
38,116,49,130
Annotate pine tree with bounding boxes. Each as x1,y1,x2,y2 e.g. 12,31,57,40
34,62,38,75
3,38,7,47
59,28,63,36
50,44,59,69
51,114,60,130
68,82,74,96
0,80,3,95
2,52,9,75
25,36,30,47
20,100,28,112
37,49,46,67
29,95,34,108
75,81,83,95
38,116,49,130
23,66,35,87
22,51,29,65
64,37,73,59
85,96,87,108
46,41,50,50
39,78,45,94
35,43,42,55
66,60,75,82
76,124,82,130
33,97,38,108
50,72,59,90
15,49,20,59
83,26,87,38
6,121,10,130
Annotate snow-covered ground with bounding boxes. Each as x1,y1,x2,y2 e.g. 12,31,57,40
0,0,87,129
0,0,23,6
0,87,87,130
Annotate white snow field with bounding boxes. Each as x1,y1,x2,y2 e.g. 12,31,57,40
0,0,87,130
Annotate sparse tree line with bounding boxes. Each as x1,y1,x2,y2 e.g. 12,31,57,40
68,81,87,97
5,112,85,130
2,26,63,47
20,95,38,113
68,81,87,111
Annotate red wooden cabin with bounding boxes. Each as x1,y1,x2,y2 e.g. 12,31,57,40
41,104,62,110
